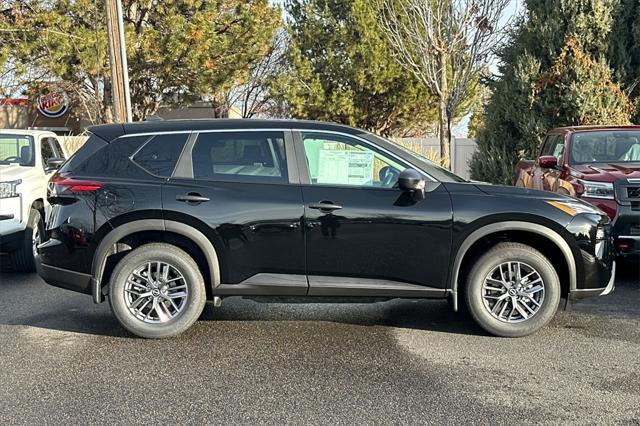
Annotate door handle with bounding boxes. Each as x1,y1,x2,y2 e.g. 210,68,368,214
176,193,210,204
308,201,342,211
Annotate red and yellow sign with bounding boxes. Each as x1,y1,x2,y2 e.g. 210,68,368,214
37,92,69,118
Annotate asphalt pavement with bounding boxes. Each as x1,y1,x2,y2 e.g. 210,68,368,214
0,263,638,425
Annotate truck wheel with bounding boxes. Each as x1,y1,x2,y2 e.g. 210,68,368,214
108,243,206,339
9,208,44,272
465,242,560,337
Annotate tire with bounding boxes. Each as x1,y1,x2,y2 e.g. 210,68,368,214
465,242,561,337
9,207,44,272
108,243,206,338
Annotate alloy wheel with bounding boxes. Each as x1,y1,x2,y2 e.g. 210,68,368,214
31,226,40,259
481,261,545,323
124,261,189,324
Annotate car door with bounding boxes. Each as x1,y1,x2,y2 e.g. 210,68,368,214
294,131,453,296
162,129,307,293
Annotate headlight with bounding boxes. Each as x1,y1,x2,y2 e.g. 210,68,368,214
0,179,21,199
547,200,601,216
578,180,614,199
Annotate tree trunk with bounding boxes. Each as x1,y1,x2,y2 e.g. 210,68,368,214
438,53,451,169
438,97,451,167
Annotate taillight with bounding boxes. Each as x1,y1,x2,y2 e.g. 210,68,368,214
49,172,104,196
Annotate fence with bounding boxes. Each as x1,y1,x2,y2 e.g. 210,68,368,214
395,137,477,180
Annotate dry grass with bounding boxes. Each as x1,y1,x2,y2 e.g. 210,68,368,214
391,138,451,168
59,136,88,157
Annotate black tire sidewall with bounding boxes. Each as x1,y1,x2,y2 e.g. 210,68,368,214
10,208,43,272
466,244,561,337
109,244,206,338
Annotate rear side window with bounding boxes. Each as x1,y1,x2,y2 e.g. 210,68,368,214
58,134,107,174
73,136,150,178
192,131,288,183
132,133,189,177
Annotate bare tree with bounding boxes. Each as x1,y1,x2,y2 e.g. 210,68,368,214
218,29,288,118
377,0,511,163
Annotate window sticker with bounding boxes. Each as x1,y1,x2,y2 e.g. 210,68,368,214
317,149,374,185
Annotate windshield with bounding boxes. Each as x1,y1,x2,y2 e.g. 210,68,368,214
570,131,640,165
362,134,466,182
0,134,35,166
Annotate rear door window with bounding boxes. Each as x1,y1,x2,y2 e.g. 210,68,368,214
132,133,189,177
191,131,288,184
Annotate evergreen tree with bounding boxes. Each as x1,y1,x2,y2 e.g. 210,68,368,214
608,0,640,121
269,0,437,136
0,0,280,122
470,0,633,185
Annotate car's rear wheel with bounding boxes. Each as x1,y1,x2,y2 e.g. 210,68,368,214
108,243,206,338
10,208,44,272
465,242,560,337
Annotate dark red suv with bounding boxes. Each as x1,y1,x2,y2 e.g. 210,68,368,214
515,125,640,257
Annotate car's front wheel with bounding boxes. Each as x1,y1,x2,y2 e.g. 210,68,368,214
465,242,561,337
108,243,206,338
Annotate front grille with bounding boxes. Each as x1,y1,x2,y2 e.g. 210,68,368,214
628,187,640,198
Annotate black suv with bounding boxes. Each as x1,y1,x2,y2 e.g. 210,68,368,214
37,120,616,338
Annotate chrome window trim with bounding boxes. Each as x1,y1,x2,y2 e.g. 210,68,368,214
297,129,437,182
118,127,438,182
119,129,287,138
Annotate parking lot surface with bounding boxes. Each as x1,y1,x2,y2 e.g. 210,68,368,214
0,264,638,424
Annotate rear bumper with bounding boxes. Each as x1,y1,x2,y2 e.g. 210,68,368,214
569,261,616,300
36,259,93,295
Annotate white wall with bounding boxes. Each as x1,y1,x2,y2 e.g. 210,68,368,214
395,137,477,180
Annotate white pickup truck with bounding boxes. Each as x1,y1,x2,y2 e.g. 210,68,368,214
0,129,66,271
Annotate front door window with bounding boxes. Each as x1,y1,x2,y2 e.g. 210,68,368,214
301,132,406,188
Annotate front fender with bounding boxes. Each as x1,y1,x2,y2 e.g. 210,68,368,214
448,220,577,311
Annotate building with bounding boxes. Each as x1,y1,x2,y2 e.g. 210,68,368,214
0,92,81,134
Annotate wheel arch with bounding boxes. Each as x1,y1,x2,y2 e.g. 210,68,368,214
450,221,576,311
91,219,220,303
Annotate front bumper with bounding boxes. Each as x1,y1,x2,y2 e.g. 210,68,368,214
614,236,640,258
569,261,616,300
613,180,640,258
0,219,27,253
1,196,26,252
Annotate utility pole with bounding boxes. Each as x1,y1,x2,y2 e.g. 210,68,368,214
105,0,132,122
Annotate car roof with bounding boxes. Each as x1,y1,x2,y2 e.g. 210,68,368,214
0,128,57,137
88,119,367,142
550,125,640,133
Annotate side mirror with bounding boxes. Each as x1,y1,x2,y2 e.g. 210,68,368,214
537,155,558,169
46,157,65,171
398,168,426,197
